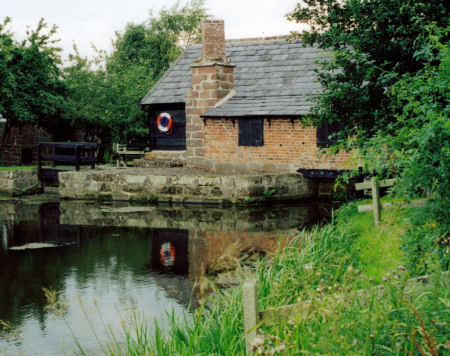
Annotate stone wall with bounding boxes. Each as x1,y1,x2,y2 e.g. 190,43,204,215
58,168,314,203
201,118,353,173
135,150,186,168
0,170,41,196
0,125,51,166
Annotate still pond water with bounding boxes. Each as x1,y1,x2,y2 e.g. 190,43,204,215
0,197,333,355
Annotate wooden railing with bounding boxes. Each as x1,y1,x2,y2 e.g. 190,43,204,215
112,143,145,167
243,272,448,354
355,177,428,225
37,142,97,183
243,279,326,353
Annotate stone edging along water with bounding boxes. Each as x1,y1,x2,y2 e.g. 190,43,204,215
0,170,41,197
58,168,316,204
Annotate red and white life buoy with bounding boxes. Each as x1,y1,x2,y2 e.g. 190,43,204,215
160,242,176,267
156,112,174,133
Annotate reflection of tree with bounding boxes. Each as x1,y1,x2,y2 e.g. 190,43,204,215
0,219,152,333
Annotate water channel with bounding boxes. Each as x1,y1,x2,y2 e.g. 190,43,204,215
0,196,334,355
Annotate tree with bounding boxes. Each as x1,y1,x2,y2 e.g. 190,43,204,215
0,17,66,164
288,0,449,149
108,0,206,73
363,26,449,199
288,0,449,198
64,50,151,161
64,0,207,161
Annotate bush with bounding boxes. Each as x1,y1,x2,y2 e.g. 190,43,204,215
402,200,450,276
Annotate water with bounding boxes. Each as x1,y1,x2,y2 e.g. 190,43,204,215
0,197,333,355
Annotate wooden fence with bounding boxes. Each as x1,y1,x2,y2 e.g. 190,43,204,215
37,142,97,183
243,279,314,353
243,272,448,353
112,143,145,167
355,177,428,225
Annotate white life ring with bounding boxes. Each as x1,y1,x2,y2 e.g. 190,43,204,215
156,112,174,133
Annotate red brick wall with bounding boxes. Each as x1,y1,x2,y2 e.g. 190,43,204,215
189,230,295,277
202,20,225,59
204,118,352,172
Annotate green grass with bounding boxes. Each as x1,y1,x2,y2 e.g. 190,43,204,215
343,202,406,280
0,165,34,171
0,165,93,171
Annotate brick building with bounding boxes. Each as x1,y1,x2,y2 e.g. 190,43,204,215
0,123,51,166
0,118,84,166
141,20,352,174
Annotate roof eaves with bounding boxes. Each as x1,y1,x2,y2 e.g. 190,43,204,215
201,113,305,119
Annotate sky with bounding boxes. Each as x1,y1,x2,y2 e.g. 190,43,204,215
2,0,306,63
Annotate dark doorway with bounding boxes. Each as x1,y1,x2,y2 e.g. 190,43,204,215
21,148,33,165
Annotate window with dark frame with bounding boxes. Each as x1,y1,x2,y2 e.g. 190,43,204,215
316,123,343,148
238,118,264,146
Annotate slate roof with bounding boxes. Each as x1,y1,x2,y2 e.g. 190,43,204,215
140,38,329,117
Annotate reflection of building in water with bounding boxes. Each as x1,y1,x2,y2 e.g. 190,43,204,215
59,200,334,280
1,223,8,250
160,242,176,267
0,200,335,308
150,228,189,275
188,229,298,278
150,273,195,308
0,202,81,249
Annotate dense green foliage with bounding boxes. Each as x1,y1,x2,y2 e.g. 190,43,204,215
288,0,448,145
289,0,449,199
63,0,207,160
344,25,450,201
0,18,66,164
402,200,450,276
368,27,449,199
95,201,449,355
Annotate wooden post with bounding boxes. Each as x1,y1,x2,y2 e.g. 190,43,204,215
90,146,95,169
51,146,56,167
75,145,80,171
243,279,258,354
37,143,42,171
371,177,381,225
37,143,44,192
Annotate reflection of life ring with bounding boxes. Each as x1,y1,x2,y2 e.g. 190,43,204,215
160,242,176,267
156,112,174,133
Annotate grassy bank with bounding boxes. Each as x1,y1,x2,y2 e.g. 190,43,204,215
89,199,449,355
0,166,34,171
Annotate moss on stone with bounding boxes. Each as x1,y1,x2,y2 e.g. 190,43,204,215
161,185,177,195
248,185,265,197
211,186,222,196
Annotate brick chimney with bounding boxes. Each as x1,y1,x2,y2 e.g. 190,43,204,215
185,20,234,169
202,19,226,59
